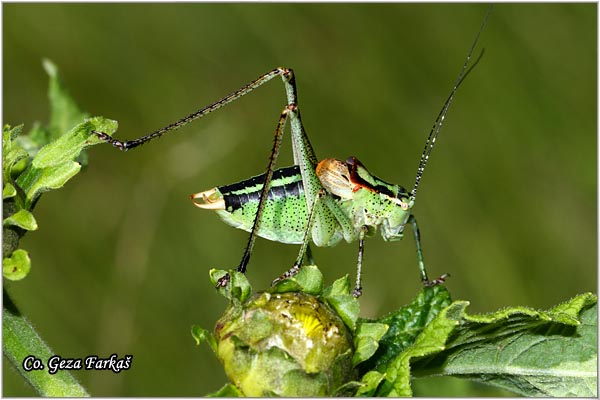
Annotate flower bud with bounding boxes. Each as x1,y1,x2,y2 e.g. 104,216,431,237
214,290,355,397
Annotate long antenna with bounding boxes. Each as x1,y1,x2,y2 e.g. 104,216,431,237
411,5,492,200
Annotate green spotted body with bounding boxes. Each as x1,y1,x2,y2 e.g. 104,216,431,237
205,157,414,248
215,166,312,245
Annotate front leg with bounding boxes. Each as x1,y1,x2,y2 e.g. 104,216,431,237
408,214,450,287
352,225,370,298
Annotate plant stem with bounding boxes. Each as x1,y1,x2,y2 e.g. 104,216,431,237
3,290,89,397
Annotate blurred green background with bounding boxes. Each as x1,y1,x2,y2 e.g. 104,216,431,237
3,3,596,396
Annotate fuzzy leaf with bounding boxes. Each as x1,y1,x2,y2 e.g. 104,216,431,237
43,59,88,141
376,293,596,396
191,325,217,354
360,285,452,375
3,125,28,184
411,293,597,397
2,62,117,285
206,383,243,397
15,117,117,207
322,275,359,331
3,182,17,199
325,294,359,332
3,209,38,231
353,322,389,367
210,269,252,304
271,264,323,295
355,370,386,397
16,123,51,162
323,274,353,297
3,249,32,281
377,300,465,396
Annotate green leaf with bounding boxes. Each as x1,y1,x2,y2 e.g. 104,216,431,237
3,249,31,281
271,264,323,295
3,182,17,199
5,123,23,141
16,123,51,161
43,59,88,141
210,269,252,303
15,117,117,207
324,294,359,332
322,275,359,331
3,124,28,184
332,380,363,397
3,62,117,286
3,291,89,396
377,300,465,396
354,370,386,397
359,285,452,374
323,274,353,297
352,322,389,367
205,383,243,397
3,61,115,396
17,162,81,206
412,293,597,397
191,325,217,354
376,292,596,396
4,209,38,231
